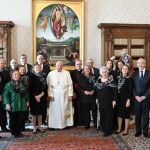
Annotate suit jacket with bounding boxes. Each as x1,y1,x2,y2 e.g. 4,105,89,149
133,69,150,98
26,64,32,75
92,67,100,80
0,69,10,95
42,64,50,76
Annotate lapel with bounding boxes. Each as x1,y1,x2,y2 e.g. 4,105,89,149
135,71,140,87
142,70,148,86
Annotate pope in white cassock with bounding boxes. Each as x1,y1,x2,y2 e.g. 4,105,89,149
47,61,73,129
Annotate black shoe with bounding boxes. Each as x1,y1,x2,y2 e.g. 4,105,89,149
0,136,2,138
85,125,90,129
135,132,141,137
115,130,121,134
103,132,111,137
18,132,24,137
13,134,20,138
48,128,56,131
2,128,10,132
143,133,150,138
123,133,128,136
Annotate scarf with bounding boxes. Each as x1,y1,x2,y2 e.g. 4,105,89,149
11,79,26,97
95,75,116,90
117,75,129,93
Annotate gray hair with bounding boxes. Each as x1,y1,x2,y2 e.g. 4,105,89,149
99,66,109,74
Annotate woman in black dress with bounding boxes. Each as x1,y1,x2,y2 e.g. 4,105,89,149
78,65,96,129
105,60,117,82
116,64,132,135
95,66,117,136
29,64,47,133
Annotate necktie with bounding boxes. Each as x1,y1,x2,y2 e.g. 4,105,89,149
140,71,144,86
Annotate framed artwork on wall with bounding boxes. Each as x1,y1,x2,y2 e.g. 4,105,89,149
32,0,85,70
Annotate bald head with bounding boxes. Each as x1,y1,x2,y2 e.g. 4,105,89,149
137,58,146,70
56,61,63,72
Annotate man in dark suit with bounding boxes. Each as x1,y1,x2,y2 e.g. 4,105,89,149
0,58,11,134
70,60,82,126
20,54,32,75
133,58,150,138
19,54,33,127
36,54,50,125
86,58,99,128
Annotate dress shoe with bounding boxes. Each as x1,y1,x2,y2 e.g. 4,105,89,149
135,132,141,137
103,132,111,137
0,136,2,138
2,128,10,132
115,130,121,134
18,132,24,137
85,126,90,129
123,132,128,136
143,133,150,138
13,134,20,138
48,128,56,131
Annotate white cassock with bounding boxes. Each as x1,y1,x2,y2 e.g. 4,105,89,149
47,69,73,129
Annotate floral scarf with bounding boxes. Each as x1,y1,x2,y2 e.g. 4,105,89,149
88,74,95,85
11,79,26,97
95,75,116,90
117,75,129,93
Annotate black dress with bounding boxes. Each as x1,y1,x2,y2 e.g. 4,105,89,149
78,73,96,127
95,76,117,135
117,75,133,119
29,73,47,115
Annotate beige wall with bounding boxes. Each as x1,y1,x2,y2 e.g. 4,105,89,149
0,0,150,67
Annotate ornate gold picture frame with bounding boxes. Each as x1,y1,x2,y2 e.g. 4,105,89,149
32,0,84,70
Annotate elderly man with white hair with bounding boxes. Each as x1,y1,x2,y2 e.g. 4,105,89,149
47,61,73,129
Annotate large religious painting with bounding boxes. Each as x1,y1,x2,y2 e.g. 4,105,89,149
32,0,84,70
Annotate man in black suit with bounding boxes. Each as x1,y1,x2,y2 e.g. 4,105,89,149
86,58,99,80
36,54,50,76
133,58,150,138
36,54,50,125
20,54,32,75
70,60,82,126
86,58,99,128
0,58,11,135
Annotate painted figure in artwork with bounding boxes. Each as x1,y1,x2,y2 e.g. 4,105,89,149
51,5,66,39
37,15,48,32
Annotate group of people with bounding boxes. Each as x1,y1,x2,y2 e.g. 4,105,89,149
0,54,149,139
70,57,150,138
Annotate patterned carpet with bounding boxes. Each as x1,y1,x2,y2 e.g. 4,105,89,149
0,127,150,150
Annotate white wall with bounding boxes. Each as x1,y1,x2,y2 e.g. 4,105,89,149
0,0,32,63
0,0,150,67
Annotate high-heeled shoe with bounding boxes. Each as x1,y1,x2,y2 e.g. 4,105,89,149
33,128,37,134
123,131,128,136
115,130,121,134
